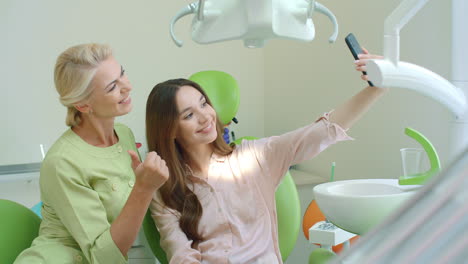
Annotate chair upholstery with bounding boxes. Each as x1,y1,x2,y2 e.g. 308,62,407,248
142,211,168,264
275,170,301,260
189,70,240,125
0,199,41,263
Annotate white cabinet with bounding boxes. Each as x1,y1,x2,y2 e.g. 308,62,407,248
0,170,41,208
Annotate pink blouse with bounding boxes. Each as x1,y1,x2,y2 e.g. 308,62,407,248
150,114,352,264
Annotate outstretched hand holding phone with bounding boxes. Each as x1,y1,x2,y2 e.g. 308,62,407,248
345,33,383,87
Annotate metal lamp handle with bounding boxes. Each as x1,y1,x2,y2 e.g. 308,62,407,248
313,2,339,43
170,2,198,47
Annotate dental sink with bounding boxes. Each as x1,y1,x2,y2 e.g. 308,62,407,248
313,179,420,235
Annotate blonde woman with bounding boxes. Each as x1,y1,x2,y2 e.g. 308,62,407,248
15,43,168,264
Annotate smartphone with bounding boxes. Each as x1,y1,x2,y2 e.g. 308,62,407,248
345,33,374,87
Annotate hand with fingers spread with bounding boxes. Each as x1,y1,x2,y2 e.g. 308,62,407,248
354,47,384,82
128,150,169,192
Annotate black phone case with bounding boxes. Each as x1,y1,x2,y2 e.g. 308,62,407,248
345,33,374,86
345,33,363,60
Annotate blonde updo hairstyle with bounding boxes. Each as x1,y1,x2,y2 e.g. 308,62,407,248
54,43,113,127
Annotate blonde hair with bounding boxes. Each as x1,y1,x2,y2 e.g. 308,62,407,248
54,43,113,127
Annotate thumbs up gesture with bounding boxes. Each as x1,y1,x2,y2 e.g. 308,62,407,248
128,150,169,192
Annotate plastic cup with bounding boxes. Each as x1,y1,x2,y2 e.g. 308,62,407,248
400,148,424,178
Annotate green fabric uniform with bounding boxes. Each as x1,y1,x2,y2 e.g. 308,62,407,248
15,123,138,264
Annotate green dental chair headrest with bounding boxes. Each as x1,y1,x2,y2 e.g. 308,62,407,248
189,70,240,125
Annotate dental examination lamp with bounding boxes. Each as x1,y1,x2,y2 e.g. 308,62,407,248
366,0,467,118
170,0,339,48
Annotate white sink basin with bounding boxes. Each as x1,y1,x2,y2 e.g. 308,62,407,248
313,179,420,235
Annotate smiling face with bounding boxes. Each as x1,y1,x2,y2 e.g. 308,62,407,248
175,85,218,148
83,56,133,118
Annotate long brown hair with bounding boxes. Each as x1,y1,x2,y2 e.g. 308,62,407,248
146,78,233,244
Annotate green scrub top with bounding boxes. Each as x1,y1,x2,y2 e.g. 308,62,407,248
15,123,138,264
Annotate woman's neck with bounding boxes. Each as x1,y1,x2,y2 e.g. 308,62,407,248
184,144,214,176
72,115,117,147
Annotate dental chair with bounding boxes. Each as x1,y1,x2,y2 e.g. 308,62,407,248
143,70,301,263
0,199,41,263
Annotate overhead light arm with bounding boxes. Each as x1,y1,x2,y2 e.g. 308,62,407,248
366,0,467,117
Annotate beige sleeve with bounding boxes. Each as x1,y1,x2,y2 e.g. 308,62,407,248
252,113,353,189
